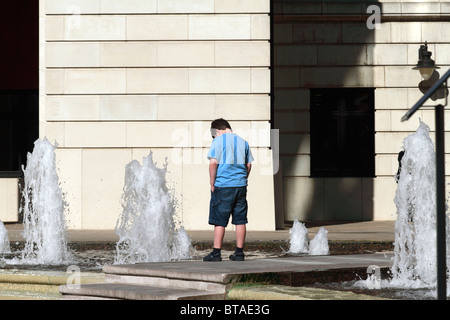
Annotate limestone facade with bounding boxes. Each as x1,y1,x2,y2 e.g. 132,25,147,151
38,0,274,230
1,1,449,230
273,0,450,223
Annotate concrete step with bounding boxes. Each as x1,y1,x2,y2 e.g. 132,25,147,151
105,273,228,293
59,262,229,300
103,262,233,284
59,282,226,300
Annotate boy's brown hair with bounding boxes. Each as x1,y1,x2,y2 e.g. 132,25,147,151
211,118,232,130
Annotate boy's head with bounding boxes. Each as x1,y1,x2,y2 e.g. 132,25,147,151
211,118,232,138
211,118,231,130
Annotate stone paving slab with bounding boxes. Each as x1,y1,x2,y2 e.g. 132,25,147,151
59,282,225,300
60,253,394,300
103,253,394,285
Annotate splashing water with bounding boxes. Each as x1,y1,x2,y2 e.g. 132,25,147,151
288,219,309,254
0,220,11,254
114,152,193,264
309,227,329,256
355,120,450,296
288,219,329,255
390,120,441,288
20,138,71,264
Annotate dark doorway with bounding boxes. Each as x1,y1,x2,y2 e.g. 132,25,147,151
0,1,39,176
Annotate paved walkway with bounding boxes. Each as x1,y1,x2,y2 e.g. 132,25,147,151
4,220,396,243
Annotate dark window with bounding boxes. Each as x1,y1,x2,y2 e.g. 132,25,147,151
310,88,375,177
0,90,38,176
0,1,39,177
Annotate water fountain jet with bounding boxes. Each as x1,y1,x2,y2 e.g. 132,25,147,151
19,138,72,264
288,219,329,255
0,220,11,254
390,120,443,288
114,152,193,264
354,121,450,298
288,219,309,254
309,227,329,256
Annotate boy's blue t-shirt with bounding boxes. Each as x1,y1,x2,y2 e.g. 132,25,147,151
207,133,254,187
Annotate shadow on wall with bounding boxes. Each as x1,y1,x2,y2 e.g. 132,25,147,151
272,0,381,228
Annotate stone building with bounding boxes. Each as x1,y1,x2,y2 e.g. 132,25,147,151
273,0,449,225
0,0,449,230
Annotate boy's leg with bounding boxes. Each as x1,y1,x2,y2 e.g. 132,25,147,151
229,187,247,261
214,225,226,249
203,225,224,261
229,224,246,261
204,186,229,261
235,224,246,248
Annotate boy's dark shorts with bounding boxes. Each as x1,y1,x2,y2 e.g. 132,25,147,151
209,186,248,227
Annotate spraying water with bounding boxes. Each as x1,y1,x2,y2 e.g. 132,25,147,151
0,220,11,254
20,138,71,264
354,120,450,296
114,152,193,264
288,219,309,254
288,219,329,255
309,227,329,256
390,120,441,288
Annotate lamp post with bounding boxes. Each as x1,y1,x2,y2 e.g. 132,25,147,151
404,41,448,300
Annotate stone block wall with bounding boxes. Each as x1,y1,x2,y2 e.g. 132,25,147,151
40,0,275,230
273,0,450,223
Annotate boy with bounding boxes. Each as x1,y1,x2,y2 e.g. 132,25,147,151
203,118,253,262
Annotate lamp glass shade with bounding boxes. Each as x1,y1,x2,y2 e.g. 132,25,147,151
419,67,434,80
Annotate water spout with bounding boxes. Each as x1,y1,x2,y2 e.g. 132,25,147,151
309,227,329,256
20,138,71,264
387,120,450,295
0,221,11,254
114,152,193,264
288,219,329,255
288,219,309,254
391,120,439,288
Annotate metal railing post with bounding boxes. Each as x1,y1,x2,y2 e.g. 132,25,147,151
435,104,447,300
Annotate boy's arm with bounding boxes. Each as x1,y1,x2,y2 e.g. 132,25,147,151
209,158,219,192
246,162,252,178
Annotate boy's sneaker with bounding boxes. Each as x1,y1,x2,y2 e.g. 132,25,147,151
203,251,222,261
229,251,245,261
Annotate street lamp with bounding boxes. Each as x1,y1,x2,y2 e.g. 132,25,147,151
413,41,440,80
